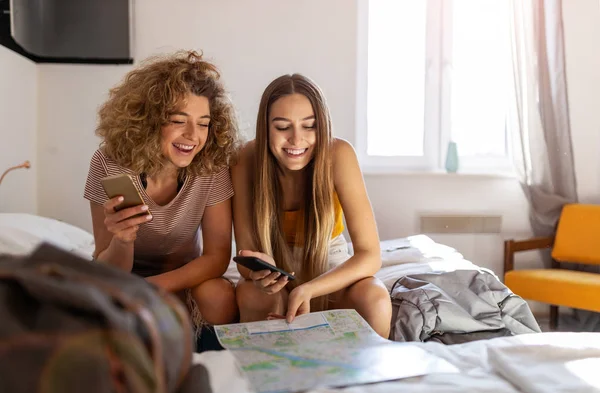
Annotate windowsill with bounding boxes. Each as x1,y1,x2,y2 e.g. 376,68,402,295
361,167,518,179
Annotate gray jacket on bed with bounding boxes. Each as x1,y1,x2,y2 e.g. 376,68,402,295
389,269,541,344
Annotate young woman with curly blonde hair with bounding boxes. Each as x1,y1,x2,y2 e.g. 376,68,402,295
84,50,240,330
232,74,392,338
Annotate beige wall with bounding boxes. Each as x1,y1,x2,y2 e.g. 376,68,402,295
0,45,37,214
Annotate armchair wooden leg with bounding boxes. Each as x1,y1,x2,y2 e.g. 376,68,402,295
549,305,559,331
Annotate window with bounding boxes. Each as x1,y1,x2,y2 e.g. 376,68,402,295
357,0,513,173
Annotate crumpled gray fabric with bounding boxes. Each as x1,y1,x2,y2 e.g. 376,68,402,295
390,269,541,343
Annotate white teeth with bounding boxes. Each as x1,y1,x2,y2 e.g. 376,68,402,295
284,148,307,156
173,143,195,151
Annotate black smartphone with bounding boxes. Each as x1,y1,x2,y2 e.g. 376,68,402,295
233,256,295,280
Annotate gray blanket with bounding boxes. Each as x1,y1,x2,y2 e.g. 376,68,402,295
390,269,541,344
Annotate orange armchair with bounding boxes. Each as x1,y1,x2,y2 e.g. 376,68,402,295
504,203,600,330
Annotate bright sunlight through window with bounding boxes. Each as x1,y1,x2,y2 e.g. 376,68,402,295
365,0,512,171
451,0,509,157
367,0,426,157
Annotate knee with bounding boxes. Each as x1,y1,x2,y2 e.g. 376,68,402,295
191,278,237,324
236,279,263,311
235,279,279,313
192,277,235,303
348,277,392,314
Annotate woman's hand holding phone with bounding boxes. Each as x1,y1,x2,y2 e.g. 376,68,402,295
238,250,294,295
103,196,152,243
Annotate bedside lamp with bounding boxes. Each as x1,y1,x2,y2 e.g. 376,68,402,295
0,161,31,187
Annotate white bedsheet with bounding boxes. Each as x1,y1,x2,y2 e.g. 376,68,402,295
374,258,487,290
193,332,600,393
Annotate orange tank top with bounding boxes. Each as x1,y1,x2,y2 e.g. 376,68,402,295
282,193,344,247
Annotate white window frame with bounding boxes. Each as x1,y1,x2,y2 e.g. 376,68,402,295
356,0,514,174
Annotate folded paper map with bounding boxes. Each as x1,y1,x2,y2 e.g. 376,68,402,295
214,309,458,393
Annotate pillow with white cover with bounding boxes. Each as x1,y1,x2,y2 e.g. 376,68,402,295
0,213,95,259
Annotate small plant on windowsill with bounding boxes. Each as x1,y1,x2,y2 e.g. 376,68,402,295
0,161,31,187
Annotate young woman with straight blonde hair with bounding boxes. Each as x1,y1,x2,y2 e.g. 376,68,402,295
232,74,392,338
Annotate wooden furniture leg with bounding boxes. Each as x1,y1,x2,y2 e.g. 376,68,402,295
549,305,558,331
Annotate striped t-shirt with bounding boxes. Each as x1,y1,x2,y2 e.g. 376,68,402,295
84,149,233,274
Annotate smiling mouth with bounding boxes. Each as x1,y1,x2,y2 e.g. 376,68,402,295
284,148,308,157
173,143,196,154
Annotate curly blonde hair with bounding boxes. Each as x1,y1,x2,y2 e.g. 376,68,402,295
96,50,239,177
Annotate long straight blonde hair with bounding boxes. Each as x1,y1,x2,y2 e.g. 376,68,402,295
253,74,335,311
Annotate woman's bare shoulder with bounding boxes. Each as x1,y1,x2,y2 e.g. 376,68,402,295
233,139,256,168
331,137,358,162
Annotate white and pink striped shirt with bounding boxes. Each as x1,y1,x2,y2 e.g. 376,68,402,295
84,148,233,273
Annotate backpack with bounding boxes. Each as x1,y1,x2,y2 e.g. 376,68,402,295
0,243,202,393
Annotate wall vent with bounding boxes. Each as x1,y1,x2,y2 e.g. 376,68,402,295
419,214,502,234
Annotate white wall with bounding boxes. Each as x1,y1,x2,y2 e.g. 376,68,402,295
134,0,356,142
0,46,37,214
31,0,600,281
37,0,357,232
563,0,600,204
37,64,132,230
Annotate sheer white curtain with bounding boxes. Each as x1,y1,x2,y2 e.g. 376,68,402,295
507,0,578,240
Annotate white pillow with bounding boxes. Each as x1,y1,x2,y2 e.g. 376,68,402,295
0,213,95,259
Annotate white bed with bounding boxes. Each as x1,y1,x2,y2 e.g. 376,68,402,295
194,331,600,393
3,213,600,392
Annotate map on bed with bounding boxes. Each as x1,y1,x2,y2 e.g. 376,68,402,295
214,309,457,393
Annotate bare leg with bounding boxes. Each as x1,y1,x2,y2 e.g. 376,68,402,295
331,277,392,339
191,278,238,325
236,278,289,322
